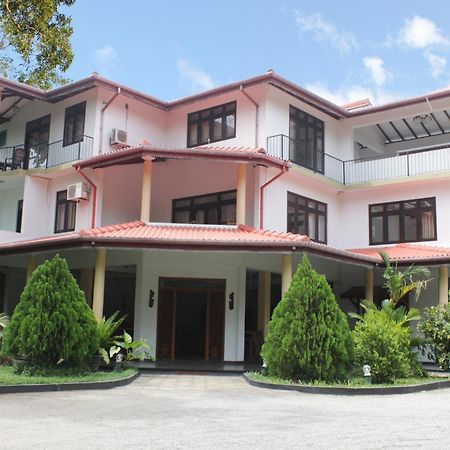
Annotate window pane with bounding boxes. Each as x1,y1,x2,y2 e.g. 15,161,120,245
421,211,435,239
370,205,383,213
212,117,222,140
404,201,416,209
174,211,190,223
371,216,383,243
188,123,198,146
221,204,236,225
404,213,417,241
206,208,218,224
308,212,316,239
421,198,434,207
318,215,326,242
387,215,400,242
56,204,65,231
225,114,235,138
221,191,236,201
194,194,217,205
387,203,400,211
195,210,205,224
67,202,76,230
296,211,306,235
200,120,209,143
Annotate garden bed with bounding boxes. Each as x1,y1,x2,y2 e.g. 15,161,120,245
0,366,139,394
244,372,450,395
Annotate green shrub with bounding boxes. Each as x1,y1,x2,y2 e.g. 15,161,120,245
353,306,412,383
3,255,99,369
419,304,450,370
261,255,354,382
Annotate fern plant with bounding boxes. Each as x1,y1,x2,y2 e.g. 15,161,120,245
97,311,126,364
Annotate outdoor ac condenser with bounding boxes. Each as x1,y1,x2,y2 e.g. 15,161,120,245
67,182,90,201
111,128,128,146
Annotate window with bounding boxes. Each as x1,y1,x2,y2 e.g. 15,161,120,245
0,130,7,147
63,102,86,147
55,190,76,233
287,192,327,243
16,200,23,233
172,190,237,225
289,105,324,173
369,197,436,245
187,102,236,147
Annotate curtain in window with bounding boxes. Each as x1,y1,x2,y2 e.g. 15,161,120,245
421,211,435,239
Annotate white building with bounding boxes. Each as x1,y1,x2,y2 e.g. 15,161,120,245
0,70,448,363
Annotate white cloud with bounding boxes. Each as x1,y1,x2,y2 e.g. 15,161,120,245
424,51,447,78
294,10,357,54
397,16,448,49
176,58,214,93
363,56,390,86
94,45,119,75
305,82,400,107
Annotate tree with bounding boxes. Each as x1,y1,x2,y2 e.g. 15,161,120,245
3,254,99,368
0,0,76,89
261,255,354,381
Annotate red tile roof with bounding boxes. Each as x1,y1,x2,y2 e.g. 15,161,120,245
75,144,289,170
0,221,376,264
350,243,450,263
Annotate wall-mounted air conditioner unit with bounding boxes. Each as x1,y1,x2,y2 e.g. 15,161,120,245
67,182,90,201
111,128,128,147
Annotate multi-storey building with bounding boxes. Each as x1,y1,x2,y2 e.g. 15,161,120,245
0,70,448,362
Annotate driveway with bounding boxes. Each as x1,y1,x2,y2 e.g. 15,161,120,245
1,373,449,449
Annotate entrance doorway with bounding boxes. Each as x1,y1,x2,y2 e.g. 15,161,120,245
25,115,50,169
156,278,225,361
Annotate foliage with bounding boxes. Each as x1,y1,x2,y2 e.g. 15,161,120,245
420,303,450,370
109,331,152,362
0,0,76,88
261,255,354,382
352,301,419,383
0,312,9,346
3,255,99,368
380,252,431,306
97,311,126,364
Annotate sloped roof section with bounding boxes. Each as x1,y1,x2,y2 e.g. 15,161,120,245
350,243,450,264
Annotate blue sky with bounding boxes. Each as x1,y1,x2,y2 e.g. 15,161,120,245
65,0,450,105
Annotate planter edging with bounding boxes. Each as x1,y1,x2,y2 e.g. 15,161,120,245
243,373,450,395
0,370,139,395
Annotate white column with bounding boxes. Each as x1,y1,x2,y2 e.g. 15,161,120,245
26,255,37,281
92,248,107,319
236,164,247,225
439,265,448,307
140,158,153,222
365,268,374,303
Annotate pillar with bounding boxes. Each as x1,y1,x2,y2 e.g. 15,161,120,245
365,268,374,303
140,158,153,222
236,164,247,225
281,254,293,296
26,255,37,281
257,272,271,337
439,265,448,307
92,248,107,319
80,268,94,307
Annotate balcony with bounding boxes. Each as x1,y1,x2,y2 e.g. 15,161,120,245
267,134,450,185
0,135,93,171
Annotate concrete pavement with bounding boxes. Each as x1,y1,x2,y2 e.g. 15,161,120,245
1,373,449,449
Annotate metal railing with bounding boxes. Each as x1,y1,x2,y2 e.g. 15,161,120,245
0,135,93,170
267,134,450,185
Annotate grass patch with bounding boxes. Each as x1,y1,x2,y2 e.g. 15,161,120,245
246,371,444,388
0,365,137,385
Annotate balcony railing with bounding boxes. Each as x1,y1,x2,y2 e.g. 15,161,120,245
0,135,93,170
267,134,450,185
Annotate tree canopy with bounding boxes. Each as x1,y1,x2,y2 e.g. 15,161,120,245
0,0,76,89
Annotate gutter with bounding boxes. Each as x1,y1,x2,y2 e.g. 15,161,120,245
76,167,98,228
259,167,288,228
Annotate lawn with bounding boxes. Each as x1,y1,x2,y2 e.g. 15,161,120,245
0,366,137,385
247,371,445,388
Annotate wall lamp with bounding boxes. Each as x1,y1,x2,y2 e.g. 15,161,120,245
148,290,155,308
228,292,234,310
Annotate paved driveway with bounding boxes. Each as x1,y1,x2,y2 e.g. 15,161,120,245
1,373,449,449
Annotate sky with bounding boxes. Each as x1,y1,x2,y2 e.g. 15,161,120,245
64,0,450,106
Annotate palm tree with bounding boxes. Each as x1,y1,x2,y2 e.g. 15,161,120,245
380,252,431,306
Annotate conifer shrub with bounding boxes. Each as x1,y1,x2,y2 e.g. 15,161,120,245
261,255,354,382
3,255,99,369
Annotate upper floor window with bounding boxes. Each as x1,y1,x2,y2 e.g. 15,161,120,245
55,190,76,233
287,192,327,243
187,102,236,147
369,197,436,245
172,190,236,225
64,102,86,147
289,105,324,174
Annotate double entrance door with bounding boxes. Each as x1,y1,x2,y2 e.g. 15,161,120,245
156,278,225,361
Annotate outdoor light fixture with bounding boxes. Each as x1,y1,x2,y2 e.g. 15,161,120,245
363,364,372,384
148,289,155,308
228,292,234,310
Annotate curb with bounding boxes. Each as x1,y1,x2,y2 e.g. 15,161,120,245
0,370,140,395
243,373,450,395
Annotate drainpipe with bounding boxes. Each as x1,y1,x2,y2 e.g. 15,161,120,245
76,166,98,228
259,167,287,229
99,87,121,154
240,85,259,147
